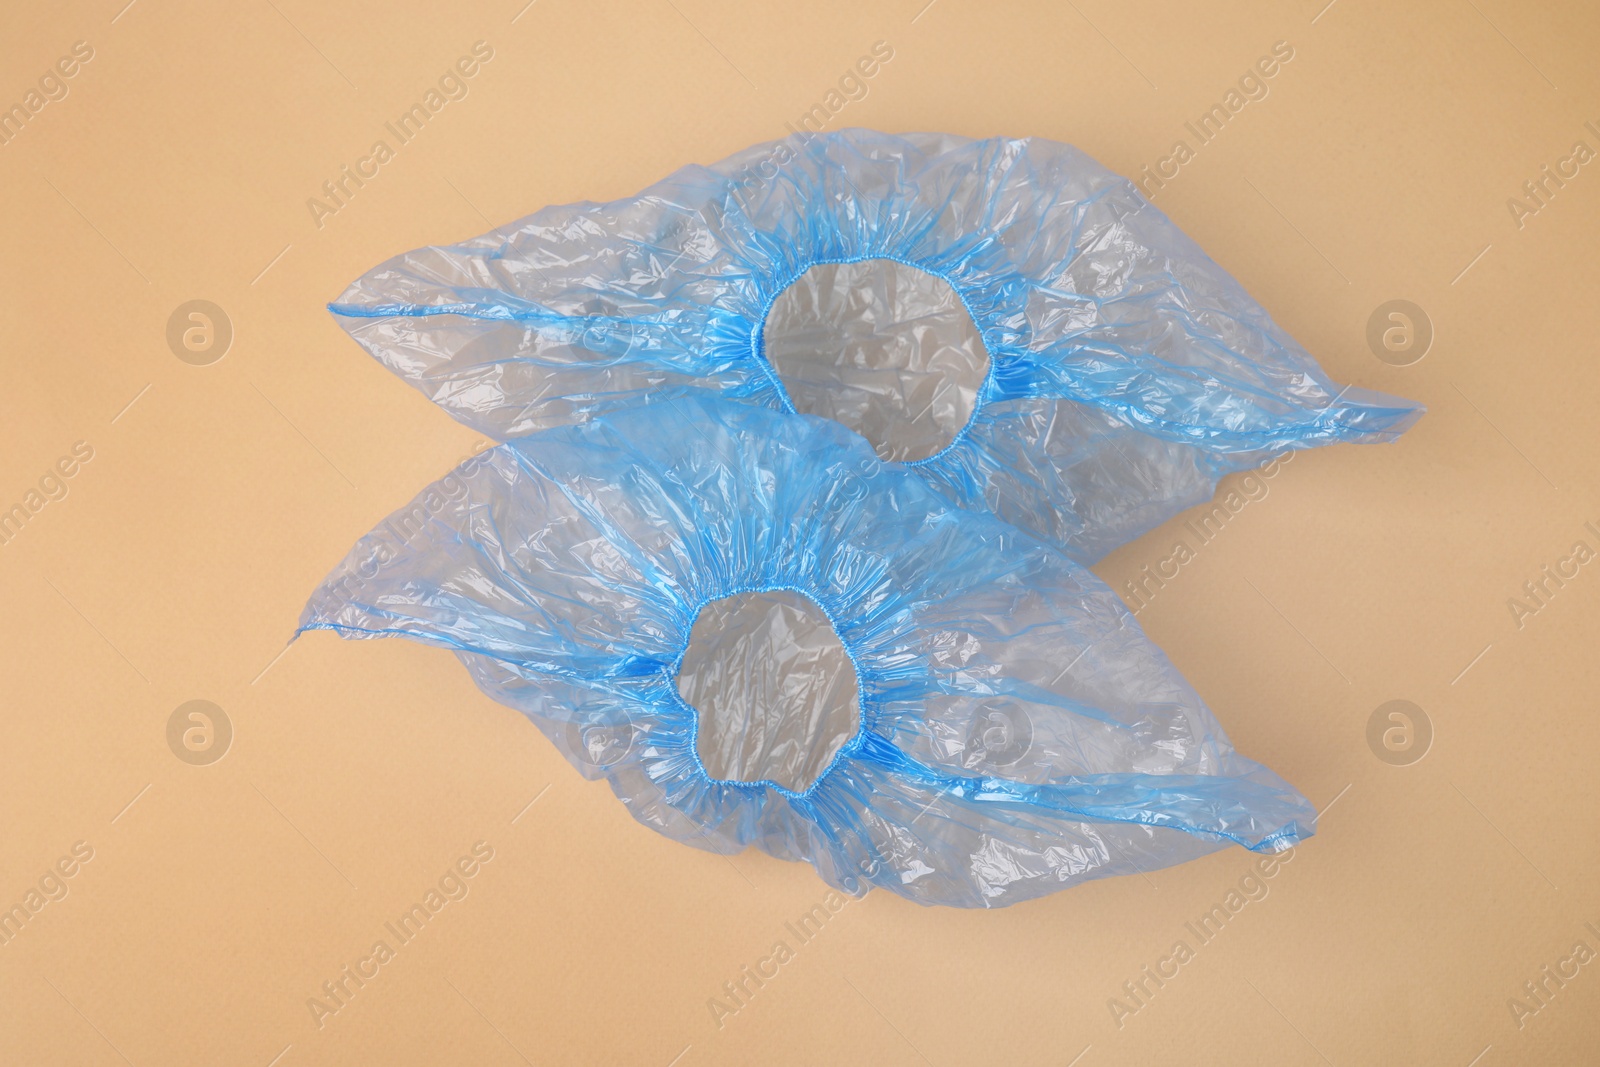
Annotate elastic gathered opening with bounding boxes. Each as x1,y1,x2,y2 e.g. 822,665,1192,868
759,258,991,464
677,588,862,794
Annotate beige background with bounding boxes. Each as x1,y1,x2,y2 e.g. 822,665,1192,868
3,0,1598,1063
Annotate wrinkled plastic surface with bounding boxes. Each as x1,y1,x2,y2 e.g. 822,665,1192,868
679,588,861,793
328,128,1422,563
764,258,988,463
300,396,1314,908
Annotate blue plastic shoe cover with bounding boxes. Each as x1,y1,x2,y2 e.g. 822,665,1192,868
299,396,1314,908
327,128,1421,563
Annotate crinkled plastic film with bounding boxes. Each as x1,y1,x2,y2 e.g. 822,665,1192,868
301,398,1315,908
328,128,1422,562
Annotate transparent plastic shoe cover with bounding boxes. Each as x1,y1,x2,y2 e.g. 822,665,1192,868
327,128,1421,563
299,396,1314,908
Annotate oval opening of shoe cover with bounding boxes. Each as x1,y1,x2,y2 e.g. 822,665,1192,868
679,588,862,794
761,258,989,463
